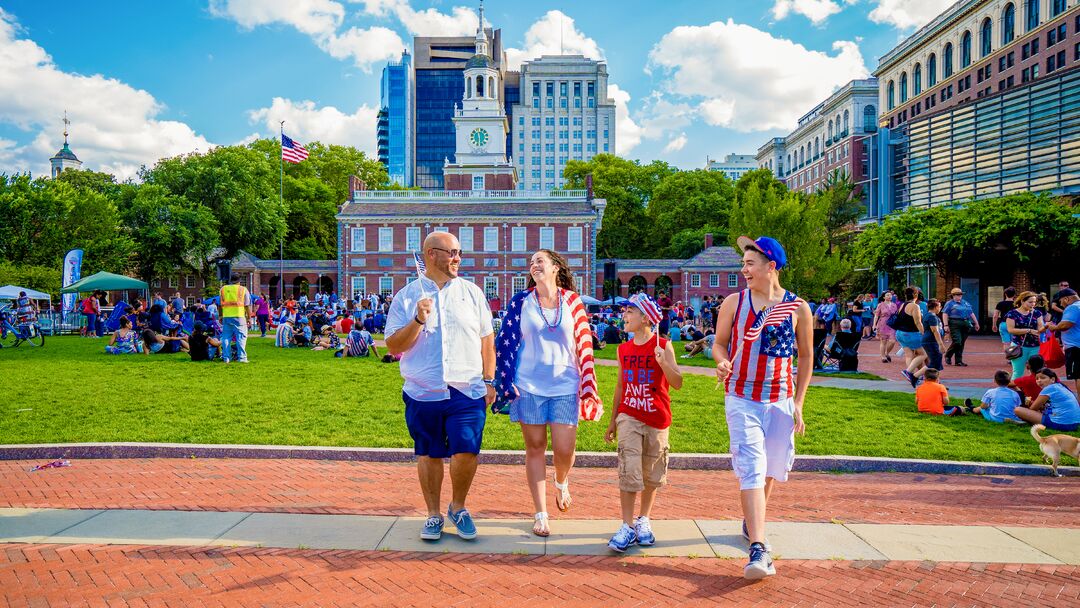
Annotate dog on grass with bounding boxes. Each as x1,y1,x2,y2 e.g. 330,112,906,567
1030,424,1080,477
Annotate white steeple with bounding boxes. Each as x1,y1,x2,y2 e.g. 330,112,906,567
50,111,83,179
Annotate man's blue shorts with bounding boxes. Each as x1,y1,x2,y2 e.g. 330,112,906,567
403,387,487,458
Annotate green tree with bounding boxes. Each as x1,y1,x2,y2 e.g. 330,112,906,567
647,170,734,256
563,154,675,258
813,170,865,252
729,179,847,300
117,184,220,282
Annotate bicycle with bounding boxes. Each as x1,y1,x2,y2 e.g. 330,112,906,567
0,307,45,348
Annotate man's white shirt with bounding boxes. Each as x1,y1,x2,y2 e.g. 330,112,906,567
385,277,494,402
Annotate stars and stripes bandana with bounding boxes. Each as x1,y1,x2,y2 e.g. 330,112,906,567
492,288,603,421
628,293,663,326
281,133,309,164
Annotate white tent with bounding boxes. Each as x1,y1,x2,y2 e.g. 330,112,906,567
0,285,52,301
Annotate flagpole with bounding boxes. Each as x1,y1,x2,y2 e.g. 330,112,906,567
279,121,285,304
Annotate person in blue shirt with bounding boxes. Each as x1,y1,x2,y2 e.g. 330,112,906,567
942,287,980,367
669,321,682,342
967,370,1023,423
1048,288,1080,395
1014,368,1080,431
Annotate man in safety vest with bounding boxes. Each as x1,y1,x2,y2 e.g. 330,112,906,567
219,274,252,363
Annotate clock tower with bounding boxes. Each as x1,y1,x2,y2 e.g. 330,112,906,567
443,1,517,191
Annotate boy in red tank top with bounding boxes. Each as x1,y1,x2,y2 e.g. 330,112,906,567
604,293,683,552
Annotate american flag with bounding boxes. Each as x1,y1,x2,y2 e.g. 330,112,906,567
281,133,309,164
742,299,804,342
629,293,663,326
413,251,426,277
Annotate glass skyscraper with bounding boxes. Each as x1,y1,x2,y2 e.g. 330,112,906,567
413,31,518,190
378,51,412,187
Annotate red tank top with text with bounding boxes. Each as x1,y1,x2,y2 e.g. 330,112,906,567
617,337,672,429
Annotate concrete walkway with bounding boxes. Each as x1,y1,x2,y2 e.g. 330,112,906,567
4,507,1078,564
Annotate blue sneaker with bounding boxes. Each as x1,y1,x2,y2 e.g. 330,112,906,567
634,516,655,546
741,519,772,552
607,523,637,553
744,542,775,580
447,505,477,540
420,515,444,541
902,370,917,388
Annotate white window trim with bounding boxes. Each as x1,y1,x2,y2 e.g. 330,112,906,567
379,276,393,295
379,227,394,252
691,274,701,288
406,227,421,252
351,276,366,295
539,227,554,250
459,227,474,252
483,276,499,299
709,273,720,288
567,227,583,252
728,273,739,288
511,227,527,252
350,227,366,252
484,227,499,252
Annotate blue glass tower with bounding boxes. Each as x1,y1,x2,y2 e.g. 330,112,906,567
378,51,413,187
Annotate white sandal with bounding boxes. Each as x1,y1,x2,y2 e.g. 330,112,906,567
533,512,550,537
553,475,571,512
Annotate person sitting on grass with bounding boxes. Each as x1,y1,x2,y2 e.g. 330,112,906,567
339,325,379,358
294,317,312,347
104,317,139,355
140,329,188,355
681,329,715,359
669,320,682,342
274,317,296,348
311,325,341,352
915,368,964,416
965,370,1024,423
1013,368,1080,431
1011,354,1045,406
188,322,221,362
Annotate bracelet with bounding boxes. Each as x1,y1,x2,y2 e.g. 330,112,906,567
413,315,424,326
483,378,495,385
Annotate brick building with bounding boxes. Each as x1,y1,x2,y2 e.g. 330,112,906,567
602,235,745,306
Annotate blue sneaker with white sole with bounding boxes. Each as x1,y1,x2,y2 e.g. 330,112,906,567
420,515,444,541
608,523,638,553
744,542,775,580
447,505,477,540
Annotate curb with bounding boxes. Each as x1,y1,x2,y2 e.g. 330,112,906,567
2,442,1076,477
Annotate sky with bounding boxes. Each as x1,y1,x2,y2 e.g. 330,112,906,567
0,0,958,181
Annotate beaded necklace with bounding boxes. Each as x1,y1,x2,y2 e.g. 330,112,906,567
534,289,563,331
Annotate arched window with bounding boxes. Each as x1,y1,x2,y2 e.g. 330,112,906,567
960,31,972,68
476,75,484,97
828,120,833,140
980,18,992,57
914,63,922,94
787,153,792,170
1002,3,1015,44
887,80,895,110
466,76,473,98
488,76,495,99
863,105,876,131
1052,0,1066,17
944,42,954,77
928,53,937,86
843,110,849,133
1025,0,1038,32
836,114,841,133
814,137,820,158
900,72,908,103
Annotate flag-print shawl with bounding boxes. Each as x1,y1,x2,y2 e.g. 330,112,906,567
492,288,603,421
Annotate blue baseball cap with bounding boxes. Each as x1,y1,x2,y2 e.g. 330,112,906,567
737,236,788,270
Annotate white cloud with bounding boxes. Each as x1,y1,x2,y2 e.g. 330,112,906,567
503,10,604,71
0,9,212,180
248,98,378,154
322,26,405,72
209,0,344,38
607,84,643,156
868,0,957,30
647,19,869,132
355,0,478,37
663,133,688,153
771,0,845,24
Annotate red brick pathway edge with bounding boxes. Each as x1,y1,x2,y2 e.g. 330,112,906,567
2,443,1076,477
3,544,1078,608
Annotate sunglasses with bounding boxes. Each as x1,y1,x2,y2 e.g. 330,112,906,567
430,247,463,258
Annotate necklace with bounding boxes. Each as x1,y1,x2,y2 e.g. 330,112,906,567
534,289,563,331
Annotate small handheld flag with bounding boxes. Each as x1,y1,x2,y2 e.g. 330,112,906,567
413,251,426,277
281,133,309,164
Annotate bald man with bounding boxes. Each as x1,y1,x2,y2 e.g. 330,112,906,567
385,231,496,543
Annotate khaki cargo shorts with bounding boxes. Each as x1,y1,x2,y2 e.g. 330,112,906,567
616,413,670,492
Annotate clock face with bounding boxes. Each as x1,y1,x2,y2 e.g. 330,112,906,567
469,128,490,148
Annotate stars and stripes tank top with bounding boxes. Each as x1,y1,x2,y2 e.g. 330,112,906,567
725,289,804,403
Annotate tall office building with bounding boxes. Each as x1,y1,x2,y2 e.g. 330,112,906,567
510,56,617,190
873,0,1080,214
377,50,413,187
412,29,518,189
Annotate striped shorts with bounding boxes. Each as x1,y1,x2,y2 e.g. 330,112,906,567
510,389,579,426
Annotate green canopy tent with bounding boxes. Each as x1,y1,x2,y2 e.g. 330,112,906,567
60,271,149,294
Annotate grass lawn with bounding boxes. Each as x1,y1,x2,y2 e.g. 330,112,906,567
1,337,1074,465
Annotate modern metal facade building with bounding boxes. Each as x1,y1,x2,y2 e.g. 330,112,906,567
510,55,616,190
873,0,1080,214
706,154,757,181
377,50,412,187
